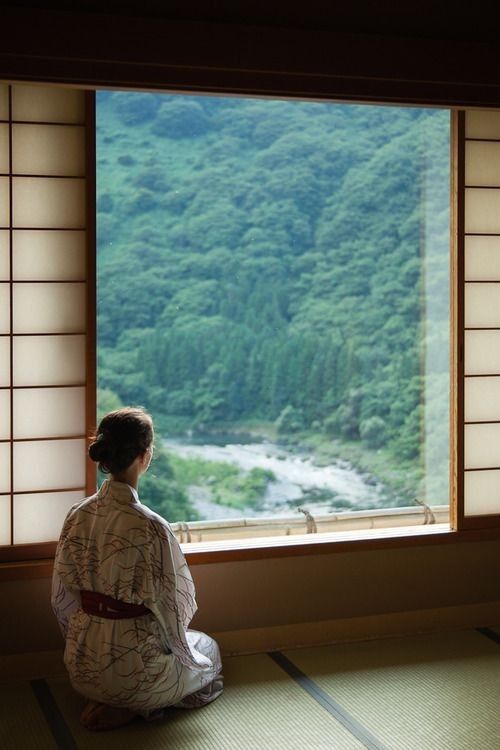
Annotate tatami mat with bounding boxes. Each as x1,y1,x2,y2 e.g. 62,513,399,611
2,629,499,750
283,630,500,750
48,653,364,750
0,681,58,750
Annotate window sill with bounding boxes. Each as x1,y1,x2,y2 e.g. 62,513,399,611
181,522,451,563
2,522,500,579
181,522,500,563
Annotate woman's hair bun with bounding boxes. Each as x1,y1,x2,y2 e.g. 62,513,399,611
88,435,108,463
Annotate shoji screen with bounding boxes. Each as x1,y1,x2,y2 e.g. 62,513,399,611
0,83,94,556
462,109,500,526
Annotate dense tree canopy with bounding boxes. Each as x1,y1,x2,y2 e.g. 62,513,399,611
97,91,450,515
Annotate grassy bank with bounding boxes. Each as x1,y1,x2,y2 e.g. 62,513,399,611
293,433,423,507
167,452,275,511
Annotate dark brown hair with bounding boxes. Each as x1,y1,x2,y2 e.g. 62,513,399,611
88,407,154,475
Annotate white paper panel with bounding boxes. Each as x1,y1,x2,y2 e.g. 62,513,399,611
13,230,86,280
12,125,85,177
465,141,500,186
0,337,9,386
14,387,85,439
0,84,8,120
466,110,500,140
0,176,9,227
13,335,86,386
465,188,500,233
0,495,10,545
0,442,10,492
464,283,500,327
0,389,9,439
13,438,86,492
12,178,86,228
12,85,85,124
465,423,500,469
465,236,500,280
465,330,500,374
13,283,86,334
0,283,9,334
0,231,8,279
0,124,9,173
465,376,500,421
14,489,83,544
464,469,500,515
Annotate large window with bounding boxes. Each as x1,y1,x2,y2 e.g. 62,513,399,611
2,82,500,560
96,91,451,543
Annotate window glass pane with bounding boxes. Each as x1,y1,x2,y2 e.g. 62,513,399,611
13,230,86,280
13,282,86,334
0,85,8,121
465,283,500,328
0,177,9,227
0,442,10,493
13,438,86,492
0,495,10,545
466,110,500,139
13,387,85,439
0,283,9,333
14,490,83,544
465,236,500,281
0,390,9,439
11,85,85,124
12,177,86,228
465,141,500,187
465,330,500,375
464,469,500,515
0,124,9,173
97,92,451,535
12,125,85,177
464,187,500,233
13,335,85,386
0,337,9,386
464,423,500,469
465,376,500,421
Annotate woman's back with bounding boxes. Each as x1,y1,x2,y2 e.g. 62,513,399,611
53,478,222,718
56,480,161,603
52,407,223,728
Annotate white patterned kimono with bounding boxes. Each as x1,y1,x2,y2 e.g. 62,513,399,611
51,479,223,717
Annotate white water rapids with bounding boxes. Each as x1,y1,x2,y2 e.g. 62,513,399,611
164,439,387,519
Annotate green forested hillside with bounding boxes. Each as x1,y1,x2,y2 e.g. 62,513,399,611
96,91,450,515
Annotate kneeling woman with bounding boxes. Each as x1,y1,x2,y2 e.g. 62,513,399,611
52,407,223,730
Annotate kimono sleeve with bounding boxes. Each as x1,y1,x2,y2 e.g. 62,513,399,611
50,502,82,637
51,566,79,637
146,516,212,672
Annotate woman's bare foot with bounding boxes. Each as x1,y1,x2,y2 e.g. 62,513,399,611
83,703,136,731
80,700,102,725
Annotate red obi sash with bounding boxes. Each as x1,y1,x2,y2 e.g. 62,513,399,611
80,590,151,620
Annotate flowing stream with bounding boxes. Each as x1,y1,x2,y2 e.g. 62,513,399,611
164,436,389,519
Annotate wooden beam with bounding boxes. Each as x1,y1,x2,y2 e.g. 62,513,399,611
2,8,500,106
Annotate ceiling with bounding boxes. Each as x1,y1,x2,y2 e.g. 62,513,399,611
3,1,500,44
